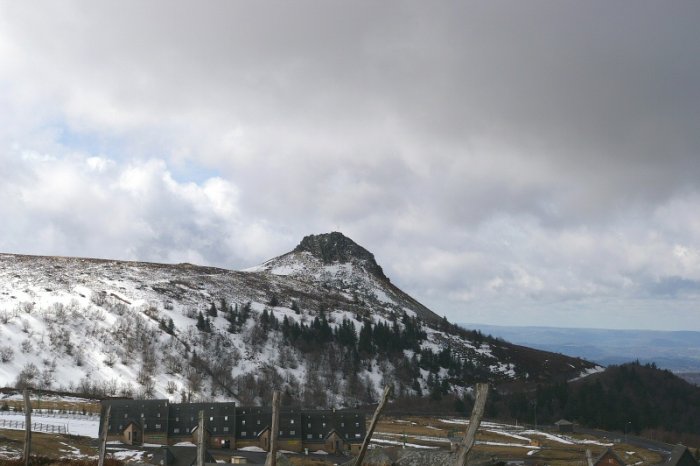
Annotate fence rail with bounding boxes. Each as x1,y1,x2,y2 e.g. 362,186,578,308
0,409,97,420
0,418,67,434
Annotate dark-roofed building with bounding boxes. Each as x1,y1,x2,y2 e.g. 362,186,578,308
666,445,699,466
301,409,365,455
100,400,365,454
169,401,236,449
555,419,574,433
101,399,169,445
593,448,626,466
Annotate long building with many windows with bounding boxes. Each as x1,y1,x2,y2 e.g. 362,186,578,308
99,400,366,455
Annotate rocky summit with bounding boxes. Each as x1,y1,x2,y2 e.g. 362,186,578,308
0,233,599,405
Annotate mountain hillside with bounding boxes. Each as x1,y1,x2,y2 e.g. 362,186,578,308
489,362,700,445
0,232,598,406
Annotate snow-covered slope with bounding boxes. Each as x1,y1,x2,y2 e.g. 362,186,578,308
0,232,598,405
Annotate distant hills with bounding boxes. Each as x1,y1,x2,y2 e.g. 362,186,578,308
488,361,700,445
461,323,700,375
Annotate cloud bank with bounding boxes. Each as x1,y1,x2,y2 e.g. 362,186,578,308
1,1,699,329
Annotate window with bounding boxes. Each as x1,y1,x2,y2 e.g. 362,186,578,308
223,427,229,432
307,434,313,439
280,430,283,436
155,424,161,429
213,427,217,432
257,419,261,425
355,422,360,427
175,417,179,422
174,428,180,434
224,416,228,421
319,434,323,439
124,414,128,418
144,423,148,429
290,430,295,435
242,420,246,425
290,419,294,424
308,423,311,428
157,413,161,418
241,431,247,437
341,422,344,427
141,413,144,418
355,433,361,438
118,425,122,430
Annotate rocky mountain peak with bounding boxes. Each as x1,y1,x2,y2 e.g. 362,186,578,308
292,232,387,280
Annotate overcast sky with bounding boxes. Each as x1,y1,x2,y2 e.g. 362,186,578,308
1,1,699,330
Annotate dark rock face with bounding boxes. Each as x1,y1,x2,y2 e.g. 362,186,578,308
293,232,388,280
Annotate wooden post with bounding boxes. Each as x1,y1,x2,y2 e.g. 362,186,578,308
23,388,31,466
197,410,205,466
98,405,111,466
265,390,281,466
353,385,392,466
586,449,594,466
453,383,489,466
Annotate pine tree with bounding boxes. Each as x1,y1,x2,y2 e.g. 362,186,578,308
208,302,218,318
196,312,206,331
358,322,373,355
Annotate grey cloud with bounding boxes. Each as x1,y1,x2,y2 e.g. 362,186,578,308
1,1,700,329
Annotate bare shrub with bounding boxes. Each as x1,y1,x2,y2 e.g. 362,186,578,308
0,346,14,363
20,339,32,354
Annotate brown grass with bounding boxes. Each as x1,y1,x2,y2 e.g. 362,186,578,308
0,458,122,466
0,430,96,459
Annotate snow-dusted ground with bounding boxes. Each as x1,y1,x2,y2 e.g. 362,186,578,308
0,411,99,437
0,247,598,406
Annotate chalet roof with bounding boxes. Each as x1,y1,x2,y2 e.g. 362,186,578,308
190,425,211,435
256,425,271,438
324,429,346,441
593,448,626,466
555,419,573,425
667,445,697,466
124,419,141,430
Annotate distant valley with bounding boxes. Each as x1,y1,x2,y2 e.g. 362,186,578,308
462,323,700,381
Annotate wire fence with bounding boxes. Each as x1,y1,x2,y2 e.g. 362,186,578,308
0,418,67,434
0,409,97,420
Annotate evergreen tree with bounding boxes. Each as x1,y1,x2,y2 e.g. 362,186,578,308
196,312,207,331
208,302,218,318
358,322,373,355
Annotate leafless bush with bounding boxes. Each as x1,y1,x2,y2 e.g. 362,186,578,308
15,362,39,389
20,339,32,354
20,302,34,314
166,380,178,394
91,290,107,307
104,352,117,368
21,319,31,334
0,346,14,363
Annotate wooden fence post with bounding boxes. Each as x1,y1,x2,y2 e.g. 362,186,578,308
265,390,281,466
353,385,392,466
453,383,489,466
23,388,31,466
197,410,205,466
98,405,111,466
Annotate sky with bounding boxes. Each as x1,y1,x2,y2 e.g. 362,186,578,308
1,1,699,331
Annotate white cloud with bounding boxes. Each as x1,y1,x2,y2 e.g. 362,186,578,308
0,2,699,329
